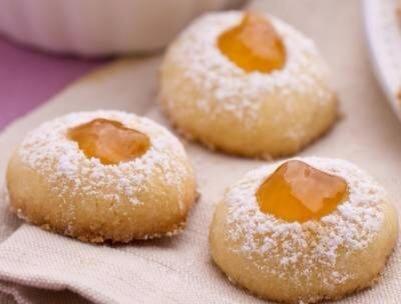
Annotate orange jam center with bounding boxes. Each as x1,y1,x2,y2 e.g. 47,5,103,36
218,12,286,73
68,118,150,165
256,160,348,223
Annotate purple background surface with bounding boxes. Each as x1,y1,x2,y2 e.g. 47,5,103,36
0,37,104,130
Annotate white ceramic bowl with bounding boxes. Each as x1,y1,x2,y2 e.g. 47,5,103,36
0,0,244,56
363,0,401,122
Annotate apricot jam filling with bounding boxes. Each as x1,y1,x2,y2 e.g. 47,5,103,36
256,160,348,223
68,119,150,165
218,12,286,73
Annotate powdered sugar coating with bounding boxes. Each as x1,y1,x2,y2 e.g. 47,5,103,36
163,11,334,127
224,157,386,287
17,111,190,210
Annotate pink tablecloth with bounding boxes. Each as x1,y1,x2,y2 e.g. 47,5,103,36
0,37,103,130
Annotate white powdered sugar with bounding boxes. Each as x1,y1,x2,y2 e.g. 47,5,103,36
17,111,189,209
163,11,333,127
224,157,386,287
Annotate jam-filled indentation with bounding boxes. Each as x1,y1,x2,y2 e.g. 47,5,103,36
68,119,150,165
256,160,348,222
218,12,286,73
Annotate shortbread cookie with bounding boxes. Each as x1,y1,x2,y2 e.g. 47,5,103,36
160,11,338,158
7,111,197,243
209,157,398,303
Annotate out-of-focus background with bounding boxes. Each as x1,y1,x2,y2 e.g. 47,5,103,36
0,0,246,129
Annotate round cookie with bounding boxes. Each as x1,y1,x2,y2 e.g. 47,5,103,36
209,157,398,303
7,111,197,243
160,11,338,158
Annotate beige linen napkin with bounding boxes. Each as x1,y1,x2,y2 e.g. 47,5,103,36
0,0,400,303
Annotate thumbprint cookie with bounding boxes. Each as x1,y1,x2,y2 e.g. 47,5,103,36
209,157,398,303
160,11,338,158
7,111,197,243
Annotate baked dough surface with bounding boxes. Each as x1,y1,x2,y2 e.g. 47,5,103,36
160,11,338,158
209,157,398,303
7,111,197,243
